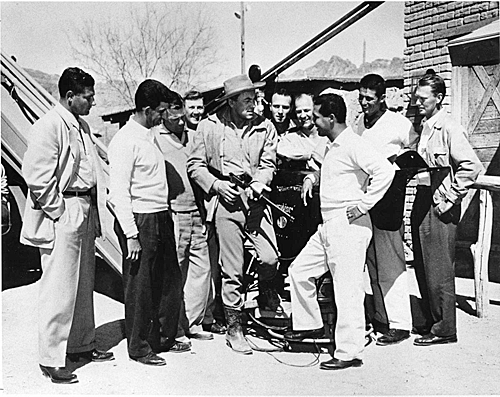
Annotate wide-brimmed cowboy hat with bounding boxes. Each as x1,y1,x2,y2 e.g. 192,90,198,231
216,74,265,102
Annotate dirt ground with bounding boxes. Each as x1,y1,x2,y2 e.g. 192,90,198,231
2,263,500,396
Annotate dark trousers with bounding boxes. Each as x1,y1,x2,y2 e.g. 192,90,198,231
410,187,459,337
115,211,182,357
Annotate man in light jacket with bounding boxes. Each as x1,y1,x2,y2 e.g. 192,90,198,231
411,72,482,346
21,67,113,384
187,74,279,355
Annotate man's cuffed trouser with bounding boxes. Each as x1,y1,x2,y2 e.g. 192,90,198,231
289,209,372,361
38,196,96,367
411,186,459,337
366,224,412,331
172,210,211,335
215,194,279,309
115,211,182,358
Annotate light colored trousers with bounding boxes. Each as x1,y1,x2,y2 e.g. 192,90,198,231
202,222,222,325
214,197,278,309
172,210,211,335
289,209,372,361
366,225,412,331
38,196,96,367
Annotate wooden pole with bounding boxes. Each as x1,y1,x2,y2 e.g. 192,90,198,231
240,2,245,75
470,189,493,318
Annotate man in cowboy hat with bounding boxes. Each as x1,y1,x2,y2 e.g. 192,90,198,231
187,74,279,355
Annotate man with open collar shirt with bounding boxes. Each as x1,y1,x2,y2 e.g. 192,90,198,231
354,73,417,345
187,74,279,355
21,67,113,384
285,93,394,370
277,93,328,170
411,72,482,346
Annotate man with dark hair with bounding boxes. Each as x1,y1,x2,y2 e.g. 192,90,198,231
277,93,327,169
411,72,482,346
269,88,295,136
187,74,279,355
354,73,416,345
108,79,188,367
285,93,394,370
155,90,214,344
21,67,113,384
183,90,205,130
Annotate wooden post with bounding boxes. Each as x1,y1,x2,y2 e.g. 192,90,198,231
470,189,493,318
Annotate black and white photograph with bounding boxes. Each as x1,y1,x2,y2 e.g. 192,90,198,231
1,1,500,395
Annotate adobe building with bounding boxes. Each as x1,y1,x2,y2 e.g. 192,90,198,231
402,2,499,271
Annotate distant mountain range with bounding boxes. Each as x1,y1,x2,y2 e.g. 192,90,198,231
24,55,404,141
26,54,404,112
288,55,404,79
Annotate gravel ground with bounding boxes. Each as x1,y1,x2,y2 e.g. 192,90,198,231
2,272,500,396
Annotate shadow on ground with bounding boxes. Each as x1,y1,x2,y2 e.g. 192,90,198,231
65,318,126,372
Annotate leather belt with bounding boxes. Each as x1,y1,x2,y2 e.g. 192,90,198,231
63,189,92,197
207,166,252,185
218,173,252,184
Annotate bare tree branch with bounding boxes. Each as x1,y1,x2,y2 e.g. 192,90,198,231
70,3,221,107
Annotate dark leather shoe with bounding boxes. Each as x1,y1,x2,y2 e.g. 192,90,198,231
159,339,191,353
39,365,78,384
376,329,410,346
414,333,457,346
88,349,115,362
68,348,115,362
319,358,363,370
284,327,324,341
129,351,166,366
203,322,227,334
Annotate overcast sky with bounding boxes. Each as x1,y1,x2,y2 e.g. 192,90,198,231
1,1,405,88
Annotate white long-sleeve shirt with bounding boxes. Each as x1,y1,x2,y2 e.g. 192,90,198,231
354,110,415,160
107,118,169,238
316,127,394,218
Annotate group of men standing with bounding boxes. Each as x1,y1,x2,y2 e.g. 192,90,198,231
20,65,482,383
278,72,482,370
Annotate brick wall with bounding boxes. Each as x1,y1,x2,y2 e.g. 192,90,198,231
403,1,499,106
402,1,499,253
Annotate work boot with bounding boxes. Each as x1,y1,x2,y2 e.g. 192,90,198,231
224,306,252,355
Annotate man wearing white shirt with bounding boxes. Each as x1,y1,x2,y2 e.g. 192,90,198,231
285,93,394,370
354,74,416,345
108,80,188,367
277,93,327,170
